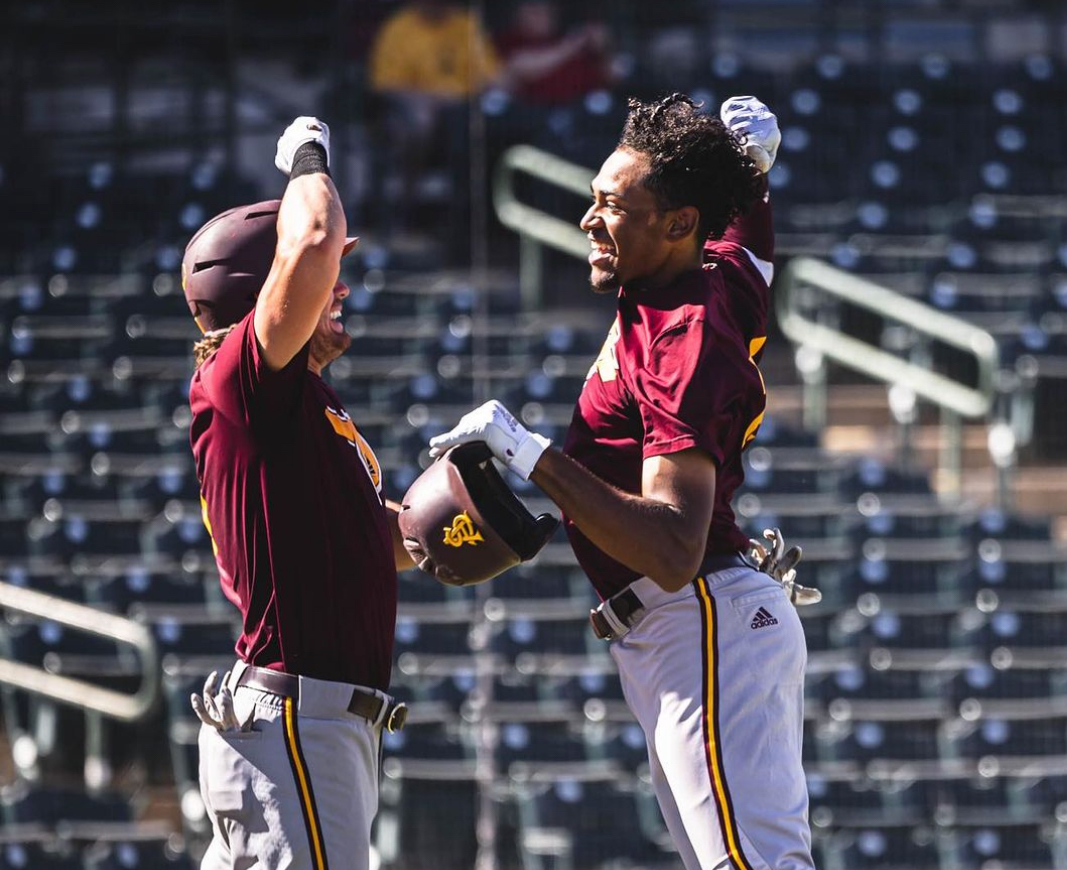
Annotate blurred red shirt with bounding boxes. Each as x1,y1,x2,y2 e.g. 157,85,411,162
496,28,610,106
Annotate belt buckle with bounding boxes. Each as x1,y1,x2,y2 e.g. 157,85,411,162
588,607,614,641
385,701,408,733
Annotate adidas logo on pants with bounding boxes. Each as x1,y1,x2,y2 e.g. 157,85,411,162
750,607,778,629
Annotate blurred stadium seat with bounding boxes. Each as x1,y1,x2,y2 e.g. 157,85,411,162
3,1,1067,867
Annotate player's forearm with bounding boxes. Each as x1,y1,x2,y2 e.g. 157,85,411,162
276,173,346,266
385,500,416,571
255,173,345,369
530,449,704,591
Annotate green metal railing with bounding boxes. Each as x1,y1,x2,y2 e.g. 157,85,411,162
0,581,159,721
492,145,592,308
777,257,1001,495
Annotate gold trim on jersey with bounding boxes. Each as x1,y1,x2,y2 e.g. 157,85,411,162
587,318,620,383
324,406,382,493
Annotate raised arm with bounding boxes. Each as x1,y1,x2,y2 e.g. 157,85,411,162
709,96,779,281
254,118,347,371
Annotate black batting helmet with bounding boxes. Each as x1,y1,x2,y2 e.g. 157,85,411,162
182,199,357,334
398,443,559,586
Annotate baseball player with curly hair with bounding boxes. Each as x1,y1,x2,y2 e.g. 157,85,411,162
431,95,815,869
184,117,413,869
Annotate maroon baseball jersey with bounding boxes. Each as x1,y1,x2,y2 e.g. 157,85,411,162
189,312,397,690
561,200,773,600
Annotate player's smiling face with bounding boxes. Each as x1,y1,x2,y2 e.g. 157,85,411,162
580,148,676,294
308,279,352,374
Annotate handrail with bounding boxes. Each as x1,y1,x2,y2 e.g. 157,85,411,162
777,257,1000,419
0,581,160,722
492,145,593,307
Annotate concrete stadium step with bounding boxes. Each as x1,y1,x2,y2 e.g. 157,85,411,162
767,384,897,428
958,466,1067,529
822,423,993,470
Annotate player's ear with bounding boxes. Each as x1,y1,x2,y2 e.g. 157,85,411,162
667,206,699,242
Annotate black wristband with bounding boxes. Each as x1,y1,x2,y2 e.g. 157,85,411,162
290,142,330,179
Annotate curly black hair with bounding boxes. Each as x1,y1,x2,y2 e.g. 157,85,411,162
618,93,763,242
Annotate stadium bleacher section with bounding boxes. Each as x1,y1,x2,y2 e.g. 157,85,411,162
4,0,1067,867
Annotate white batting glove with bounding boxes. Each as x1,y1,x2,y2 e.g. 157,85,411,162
275,116,331,176
721,96,780,175
429,400,551,481
748,527,821,606
190,670,243,733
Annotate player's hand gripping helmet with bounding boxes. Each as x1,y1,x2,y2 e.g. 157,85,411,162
398,443,559,586
182,199,357,334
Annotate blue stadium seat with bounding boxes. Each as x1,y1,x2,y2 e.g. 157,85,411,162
83,839,195,869
944,715,1067,760
496,718,588,770
815,717,942,764
0,784,131,825
822,826,940,870
947,822,1054,868
488,616,590,661
947,662,1058,704
0,842,82,870
375,775,479,870
381,721,469,762
515,778,673,870
392,618,471,660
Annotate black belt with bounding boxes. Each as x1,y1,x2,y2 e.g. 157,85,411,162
236,665,408,732
589,553,754,641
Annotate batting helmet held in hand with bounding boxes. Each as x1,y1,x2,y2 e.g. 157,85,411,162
182,199,357,334
398,443,559,586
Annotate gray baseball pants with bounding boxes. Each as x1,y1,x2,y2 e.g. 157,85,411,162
607,563,814,870
198,661,387,869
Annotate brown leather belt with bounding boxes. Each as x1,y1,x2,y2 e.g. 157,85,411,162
589,588,644,641
236,665,408,732
590,553,754,641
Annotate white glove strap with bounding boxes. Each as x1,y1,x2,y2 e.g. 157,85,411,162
510,432,551,480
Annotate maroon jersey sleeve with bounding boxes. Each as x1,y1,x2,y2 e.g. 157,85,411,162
196,311,310,435
633,318,757,468
718,178,774,262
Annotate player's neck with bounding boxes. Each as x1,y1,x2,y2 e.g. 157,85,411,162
630,246,702,293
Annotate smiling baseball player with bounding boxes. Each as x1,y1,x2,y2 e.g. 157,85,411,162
184,116,413,870
431,95,814,869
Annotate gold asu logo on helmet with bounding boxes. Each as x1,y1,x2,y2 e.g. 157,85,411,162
443,511,484,548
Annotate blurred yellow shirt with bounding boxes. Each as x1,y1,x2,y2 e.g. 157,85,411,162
369,7,500,98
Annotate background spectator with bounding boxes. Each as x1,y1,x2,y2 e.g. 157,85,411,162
368,0,501,254
497,1,616,107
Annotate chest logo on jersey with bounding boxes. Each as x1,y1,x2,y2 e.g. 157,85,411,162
443,511,484,548
587,320,620,383
324,406,382,491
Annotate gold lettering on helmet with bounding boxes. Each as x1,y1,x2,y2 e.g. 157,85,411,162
443,511,484,548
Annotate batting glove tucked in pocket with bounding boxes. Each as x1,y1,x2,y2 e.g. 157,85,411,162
748,527,821,606
191,670,252,733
